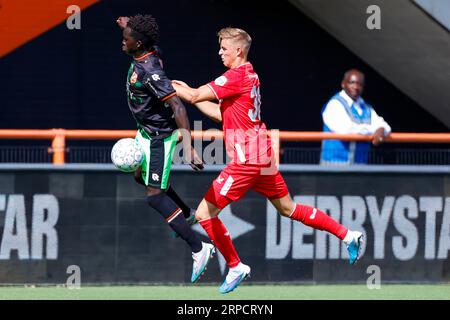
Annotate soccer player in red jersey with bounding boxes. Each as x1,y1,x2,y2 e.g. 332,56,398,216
172,27,363,294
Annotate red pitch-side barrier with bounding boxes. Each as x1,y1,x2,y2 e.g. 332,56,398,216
0,129,449,165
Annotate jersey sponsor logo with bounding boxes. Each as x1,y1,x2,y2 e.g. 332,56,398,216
216,176,224,184
152,173,160,182
214,76,228,86
130,72,138,84
151,74,161,81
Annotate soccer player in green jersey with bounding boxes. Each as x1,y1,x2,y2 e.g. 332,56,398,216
117,14,214,283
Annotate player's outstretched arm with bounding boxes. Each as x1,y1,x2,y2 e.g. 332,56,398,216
172,80,221,122
172,81,215,104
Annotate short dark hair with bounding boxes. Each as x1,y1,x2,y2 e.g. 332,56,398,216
342,69,365,82
128,14,159,48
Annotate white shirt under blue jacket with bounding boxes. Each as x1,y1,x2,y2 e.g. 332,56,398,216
320,90,391,164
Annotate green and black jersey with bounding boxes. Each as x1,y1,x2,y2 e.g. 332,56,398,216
126,50,177,137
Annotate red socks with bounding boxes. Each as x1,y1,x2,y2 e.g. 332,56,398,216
199,217,241,268
290,203,348,240
199,204,347,268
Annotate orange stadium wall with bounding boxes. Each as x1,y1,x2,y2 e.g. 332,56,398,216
0,167,448,285
0,0,447,134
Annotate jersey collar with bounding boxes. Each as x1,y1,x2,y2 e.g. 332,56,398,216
134,50,156,61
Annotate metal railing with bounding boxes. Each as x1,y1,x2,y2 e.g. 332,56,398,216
0,129,449,165
281,146,450,165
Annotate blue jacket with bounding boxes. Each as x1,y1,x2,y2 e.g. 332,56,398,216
320,93,373,164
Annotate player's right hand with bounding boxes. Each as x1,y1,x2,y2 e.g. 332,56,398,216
188,147,204,171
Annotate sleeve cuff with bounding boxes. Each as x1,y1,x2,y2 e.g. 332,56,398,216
206,84,220,100
161,91,177,102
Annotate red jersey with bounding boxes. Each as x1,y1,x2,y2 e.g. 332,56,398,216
207,62,272,165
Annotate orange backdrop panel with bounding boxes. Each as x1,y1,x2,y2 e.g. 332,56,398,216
0,0,99,57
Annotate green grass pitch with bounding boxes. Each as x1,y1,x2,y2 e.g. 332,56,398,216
0,284,448,300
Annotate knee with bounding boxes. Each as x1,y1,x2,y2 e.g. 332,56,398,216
279,203,296,217
146,187,164,205
194,211,202,221
195,210,209,221
195,200,220,221
147,186,163,196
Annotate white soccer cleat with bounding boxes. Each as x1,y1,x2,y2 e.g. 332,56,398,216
344,231,363,265
191,242,215,283
219,262,251,294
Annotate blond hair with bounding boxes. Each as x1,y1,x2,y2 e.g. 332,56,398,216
217,27,252,54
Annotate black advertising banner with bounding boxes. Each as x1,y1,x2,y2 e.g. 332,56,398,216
0,167,449,284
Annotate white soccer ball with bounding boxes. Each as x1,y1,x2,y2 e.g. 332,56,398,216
111,138,144,172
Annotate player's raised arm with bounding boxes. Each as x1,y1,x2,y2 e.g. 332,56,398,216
172,81,222,122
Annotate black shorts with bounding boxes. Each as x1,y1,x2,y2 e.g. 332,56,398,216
135,129,178,189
